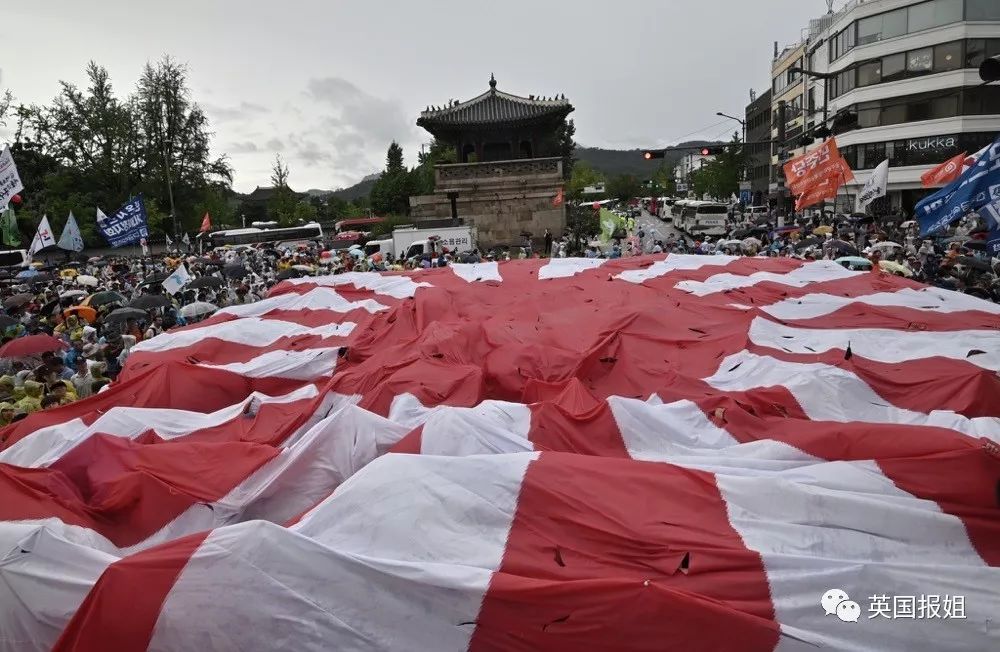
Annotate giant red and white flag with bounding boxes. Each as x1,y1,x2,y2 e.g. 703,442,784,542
2,256,999,651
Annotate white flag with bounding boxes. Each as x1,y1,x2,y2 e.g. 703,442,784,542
96,207,110,227
165,233,173,246
161,263,192,295
182,232,191,246
28,215,57,256
58,211,85,252
856,159,889,211
0,146,24,208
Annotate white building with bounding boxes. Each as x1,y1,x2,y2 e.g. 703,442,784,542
792,0,1000,214
674,153,715,195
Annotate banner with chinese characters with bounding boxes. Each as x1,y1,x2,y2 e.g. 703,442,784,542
98,195,150,248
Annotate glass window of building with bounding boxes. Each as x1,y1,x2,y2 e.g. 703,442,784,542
858,15,883,45
967,0,1000,20
930,94,959,119
966,39,987,68
908,2,936,33
933,41,963,72
857,61,882,86
882,8,908,39
882,101,908,125
882,53,907,81
857,101,881,128
934,0,963,25
907,48,934,73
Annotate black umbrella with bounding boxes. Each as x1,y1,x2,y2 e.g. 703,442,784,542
731,227,767,239
28,273,56,284
955,256,990,272
826,240,858,256
275,268,302,281
794,237,823,250
192,257,223,267
39,299,61,316
105,307,148,323
139,272,171,286
3,293,33,309
0,314,18,329
129,294,172,310
86,291,127,307
753,216,772,226
188,276,226,289
962,240,987,251
223,264,248,279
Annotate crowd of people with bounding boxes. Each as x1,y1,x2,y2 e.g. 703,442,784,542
0,242,348,425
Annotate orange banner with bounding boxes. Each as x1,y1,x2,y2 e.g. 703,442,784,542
783,138,854,197
920,151,966,188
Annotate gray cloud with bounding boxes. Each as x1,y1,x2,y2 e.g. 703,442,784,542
202,101,269,122
228,140,260,154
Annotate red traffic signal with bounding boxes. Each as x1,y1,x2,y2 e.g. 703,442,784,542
700,146,723,156
642,150,665,160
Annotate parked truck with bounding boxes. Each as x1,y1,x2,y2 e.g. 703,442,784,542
364,224,477,260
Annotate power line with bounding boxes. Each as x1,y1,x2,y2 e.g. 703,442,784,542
666,118,732,145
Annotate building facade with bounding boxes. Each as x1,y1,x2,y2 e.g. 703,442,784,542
409,77,571,247
769,41,809,209
773,0,1000,215
745,88,773,204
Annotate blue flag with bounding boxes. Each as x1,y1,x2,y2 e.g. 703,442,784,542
98,195,150,248
916,135,1000,236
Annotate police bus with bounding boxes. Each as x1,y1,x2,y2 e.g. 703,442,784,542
206,222,324,248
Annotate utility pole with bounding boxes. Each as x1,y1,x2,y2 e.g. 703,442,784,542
159,100,178,251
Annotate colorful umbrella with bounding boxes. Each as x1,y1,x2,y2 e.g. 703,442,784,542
63,305,98,324
878,260,913,277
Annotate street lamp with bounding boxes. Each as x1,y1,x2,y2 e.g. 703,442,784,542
159,101,179,251
716,111,748,182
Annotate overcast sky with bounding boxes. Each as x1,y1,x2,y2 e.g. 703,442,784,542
3,0,832,192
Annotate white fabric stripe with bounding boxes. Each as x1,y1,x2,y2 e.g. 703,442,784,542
538,257,606,280
0,384,320,468
749,317,1000,372
705,351,1000,441
150,453,537,652
0,525,117,652
281,272,431,298
134,318,355,353
199,347,340,380
762,287,1000,320
449,262,501,283
395,394,533,456
217,286,388,319
605,396,997,650
676,260,860,296
615,253,738,284
717,472,996,652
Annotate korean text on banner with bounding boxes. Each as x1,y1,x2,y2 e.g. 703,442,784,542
98,195,150,248
916,135,1000,236
782,138,854,198
0,146,24,208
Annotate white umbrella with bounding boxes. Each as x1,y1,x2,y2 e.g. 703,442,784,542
59,289,87,300
291,264,315,272
180,302,218,318
899,220,916,228
76,275,99,287
870,241,902,251
741,237,762,249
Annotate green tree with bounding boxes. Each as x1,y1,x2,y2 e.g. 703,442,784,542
370,142,413,215
567,161,604,199
689,134,744,200
605,174,641,202
267,154,304,226
410,139,456,197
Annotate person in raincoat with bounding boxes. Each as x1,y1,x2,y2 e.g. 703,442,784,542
15,380,44,414
54,314,83,340
0,402,14,426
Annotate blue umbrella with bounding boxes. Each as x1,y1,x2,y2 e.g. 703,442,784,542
15,269,39,279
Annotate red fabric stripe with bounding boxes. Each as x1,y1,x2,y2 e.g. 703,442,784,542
470,453,779,651
0,363,301,451
388,424,423,454
0,435,277,547
121,332,349,370
780,304,1000,332
51,531,209,652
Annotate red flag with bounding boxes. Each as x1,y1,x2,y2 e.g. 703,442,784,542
552,188,564,207
921,152,967,188
783,138,853,197
199,212,212,233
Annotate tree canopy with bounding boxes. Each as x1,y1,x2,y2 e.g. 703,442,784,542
5,57,233,246
689,133,745,201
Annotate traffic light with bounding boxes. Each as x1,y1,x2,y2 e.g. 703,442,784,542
643,150,665,160
981,55,1000,82
700,146,723,156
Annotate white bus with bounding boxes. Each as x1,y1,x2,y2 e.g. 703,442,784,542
676,201,728,236
206,222,324,248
